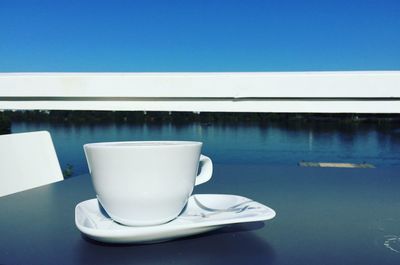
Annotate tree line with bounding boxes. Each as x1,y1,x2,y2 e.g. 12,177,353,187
1,110,399,135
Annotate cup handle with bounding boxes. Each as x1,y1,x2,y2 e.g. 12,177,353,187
195,155,213,186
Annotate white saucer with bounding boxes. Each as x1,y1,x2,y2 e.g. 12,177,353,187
75,194,276,244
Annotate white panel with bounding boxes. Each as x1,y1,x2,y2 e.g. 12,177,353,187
1,71,400,98
1,72,399,113
1,99,399,113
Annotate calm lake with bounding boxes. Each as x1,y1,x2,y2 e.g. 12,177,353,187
11,120,400,176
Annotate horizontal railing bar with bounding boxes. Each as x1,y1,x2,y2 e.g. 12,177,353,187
2,99,399,113
1,71,399,113
1,97,400,101
1,71,400,98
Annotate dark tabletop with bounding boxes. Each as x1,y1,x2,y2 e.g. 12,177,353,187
1,165,400,265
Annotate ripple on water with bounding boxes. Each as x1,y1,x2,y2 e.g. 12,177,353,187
384,235,400,253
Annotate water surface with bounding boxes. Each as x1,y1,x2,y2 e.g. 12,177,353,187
11,120,400,176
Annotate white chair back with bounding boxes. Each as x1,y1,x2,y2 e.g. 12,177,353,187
0,131,63,197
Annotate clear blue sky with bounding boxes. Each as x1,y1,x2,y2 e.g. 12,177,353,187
1,0,399,71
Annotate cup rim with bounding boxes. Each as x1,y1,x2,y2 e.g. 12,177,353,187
84,140,202,149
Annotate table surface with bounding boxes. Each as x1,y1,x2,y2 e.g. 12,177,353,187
1,164,400,265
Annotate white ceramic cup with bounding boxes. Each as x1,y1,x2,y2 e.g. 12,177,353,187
83,141,213,226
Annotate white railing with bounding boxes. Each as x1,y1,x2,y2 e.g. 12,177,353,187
1,71,400,113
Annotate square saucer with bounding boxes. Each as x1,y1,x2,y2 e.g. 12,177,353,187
75,194,276,244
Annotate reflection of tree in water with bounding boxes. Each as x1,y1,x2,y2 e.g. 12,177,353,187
376,125,400,153
0,112,11,134
249,115,400,165
3,110,400,154
7,111,400,173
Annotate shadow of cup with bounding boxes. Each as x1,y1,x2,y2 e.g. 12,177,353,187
77,222,276,265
